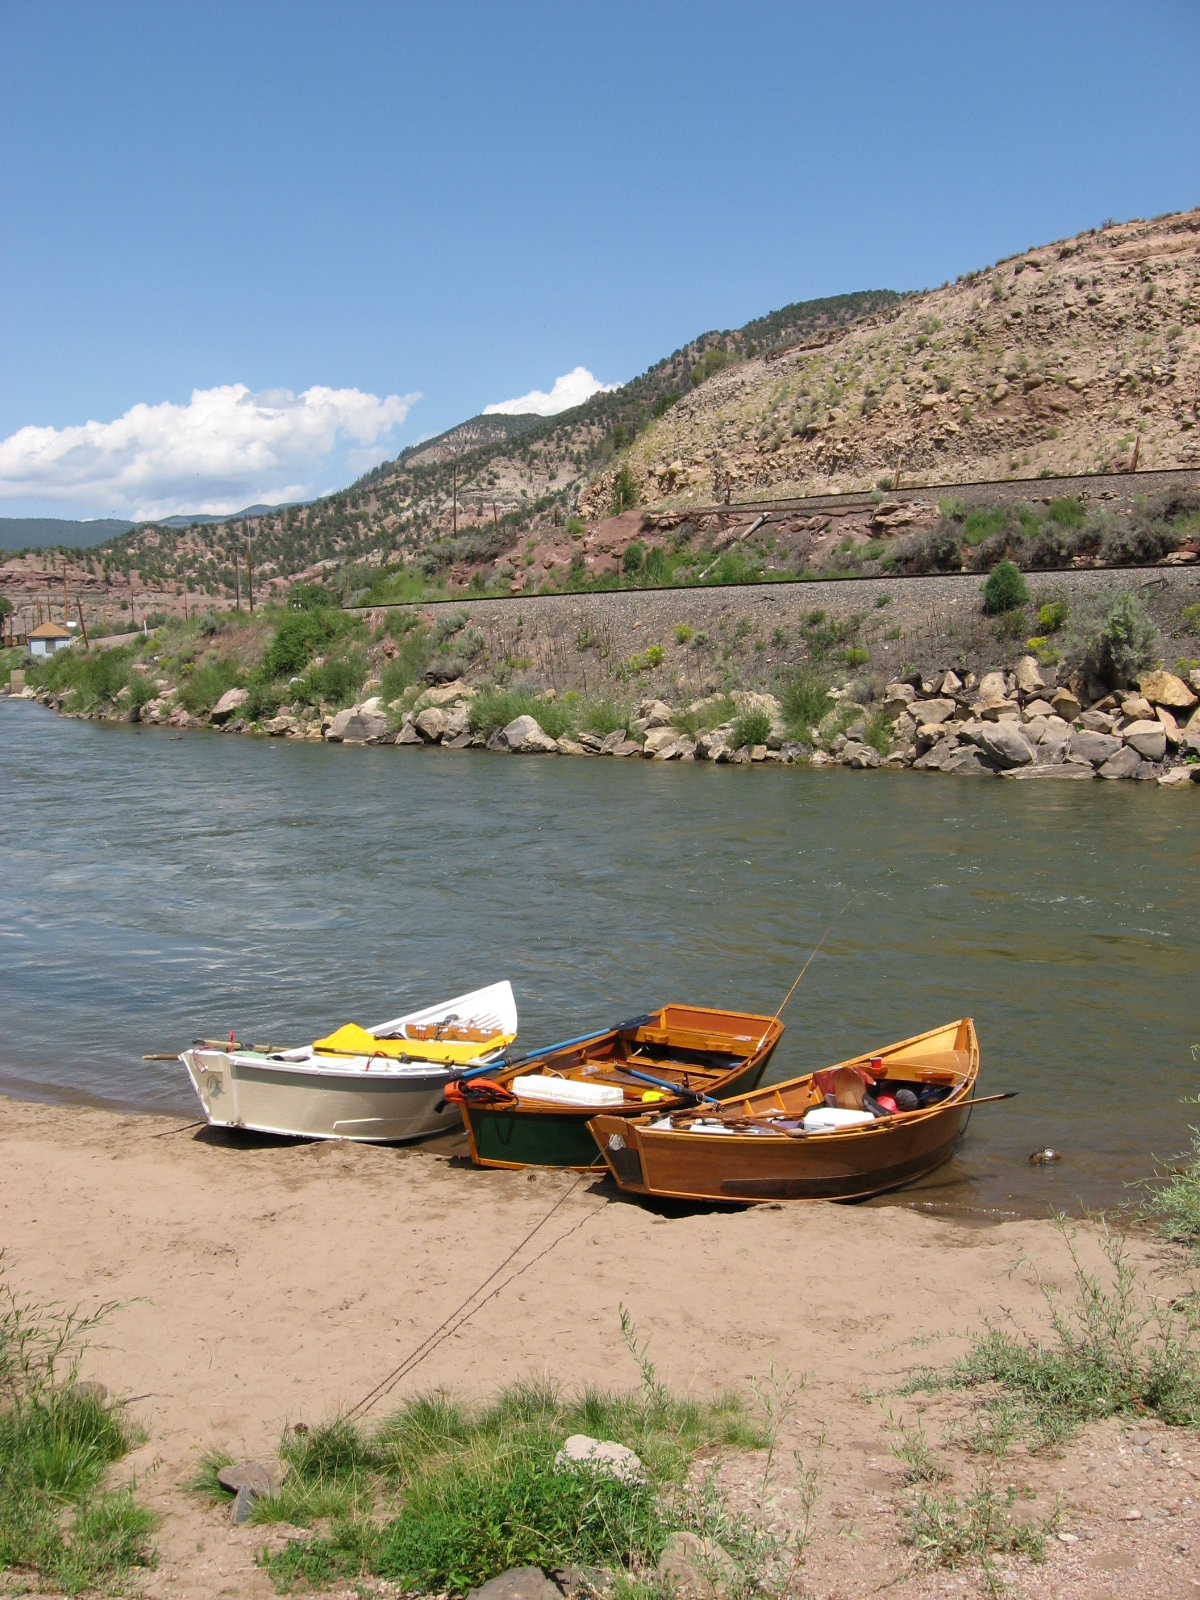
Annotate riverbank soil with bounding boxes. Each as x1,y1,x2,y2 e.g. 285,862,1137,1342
1,1102,1197,1599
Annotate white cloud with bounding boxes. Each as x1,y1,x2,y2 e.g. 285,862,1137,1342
0,383,420,521
483,366,615,417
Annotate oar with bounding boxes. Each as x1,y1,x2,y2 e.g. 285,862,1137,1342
617,1063,720,1105
956,1091,1018,1108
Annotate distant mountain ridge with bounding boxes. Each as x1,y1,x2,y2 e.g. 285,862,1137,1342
0,500,310,551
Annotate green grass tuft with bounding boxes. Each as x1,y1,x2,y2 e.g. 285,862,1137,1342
0,1256,155,1593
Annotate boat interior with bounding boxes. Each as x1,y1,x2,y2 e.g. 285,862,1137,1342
504,1008,782,1105
644,1021,975,1133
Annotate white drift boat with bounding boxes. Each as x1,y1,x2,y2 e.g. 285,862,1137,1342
180,981,517,1143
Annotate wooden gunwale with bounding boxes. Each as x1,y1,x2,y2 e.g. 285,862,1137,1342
588,1018,979,1203
460,1004,785,1170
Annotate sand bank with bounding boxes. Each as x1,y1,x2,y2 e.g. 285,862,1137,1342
1,1099,1196,1598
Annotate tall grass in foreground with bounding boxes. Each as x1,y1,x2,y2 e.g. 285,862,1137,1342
263,1376,765,1592
0,1254,154,1594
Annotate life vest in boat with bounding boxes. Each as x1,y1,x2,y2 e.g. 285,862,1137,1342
443,1077,518,1108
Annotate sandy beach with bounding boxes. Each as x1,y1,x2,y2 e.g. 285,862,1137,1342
1,1098,1197,1599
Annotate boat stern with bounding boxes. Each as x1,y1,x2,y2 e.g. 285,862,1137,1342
181,1047,236,1128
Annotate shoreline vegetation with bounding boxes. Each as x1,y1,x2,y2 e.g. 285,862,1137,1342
2,1099,1199,1598
4,562,1198,788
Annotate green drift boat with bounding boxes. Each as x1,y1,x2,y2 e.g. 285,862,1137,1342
446,1003,784,1170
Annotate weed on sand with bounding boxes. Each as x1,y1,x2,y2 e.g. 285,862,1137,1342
0,1255,155,1595
903,1220,1200,1454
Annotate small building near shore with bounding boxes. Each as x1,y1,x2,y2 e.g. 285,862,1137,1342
28,621,74,658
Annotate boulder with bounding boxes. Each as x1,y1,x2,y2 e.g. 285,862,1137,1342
941,669,964,695
1021,699,1056,721
263,715,297,736
422,679,475,707
657,1531,737,1600
909,698,956,726
1157,767,1196,787
1002,763,1096,781
978,722,1036,769
1139,670,1198,710
913,739,956,770
840,741,880,769
414,706,448,742
1069,728,1123,766
210,687,248,724
1098,746,1148,781
977,698,1020,722
640,699,674,730
577,732,605,753
554,1435,645,1485
643,725,684,757
1154,707,1181,747
1014,656,1045,696
600,729,631,754
329,706,390,743
1037,723,1073,764
939,747,990,776
1051,687,1082,721
1079,708,1116,733
499,715,559,754
395,718,423,745
977,670,1008,703
883,681,916,709
556,738,587,756
466,1569,564,1600
217,1461,277,1497
608,739,642,758
1120,694,1155,722
1121,720,1166,762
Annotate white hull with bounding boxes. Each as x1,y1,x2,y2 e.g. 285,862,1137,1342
181,1049,460,1142
180,980,516,1143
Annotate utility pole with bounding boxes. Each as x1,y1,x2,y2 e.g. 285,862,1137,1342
452,459,458,537
234,551,241,611
246,543,254,612
63,557,69,625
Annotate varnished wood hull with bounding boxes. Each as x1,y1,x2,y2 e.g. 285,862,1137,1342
589,1019,979,1204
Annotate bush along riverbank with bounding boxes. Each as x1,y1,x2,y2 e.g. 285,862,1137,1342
5,582,1199,787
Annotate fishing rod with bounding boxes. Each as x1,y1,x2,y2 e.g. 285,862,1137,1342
757,895,856,1051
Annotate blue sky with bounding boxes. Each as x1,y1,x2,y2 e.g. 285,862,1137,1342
2,0,1197,520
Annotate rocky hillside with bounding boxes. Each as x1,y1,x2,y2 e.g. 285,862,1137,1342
581,209,1200,517
4,208,1199,632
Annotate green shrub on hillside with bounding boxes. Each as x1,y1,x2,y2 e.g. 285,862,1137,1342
1064,588,1159,689
611,465,638,515
29,645,137,710
622,540,645,575
982,560,1029,615
263,609,349,679
180,656,243,716
731,707,771,749
779,668,832,735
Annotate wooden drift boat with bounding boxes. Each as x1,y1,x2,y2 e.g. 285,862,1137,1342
180,981,517,1143
449,1004,784,1171
588,1018,980,1204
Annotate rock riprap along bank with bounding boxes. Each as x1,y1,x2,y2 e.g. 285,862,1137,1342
13,657,1199,788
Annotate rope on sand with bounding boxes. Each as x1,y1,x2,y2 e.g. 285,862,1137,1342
347,1160,605,1420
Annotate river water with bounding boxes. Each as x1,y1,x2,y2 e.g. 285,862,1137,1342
2,698,1197,1217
